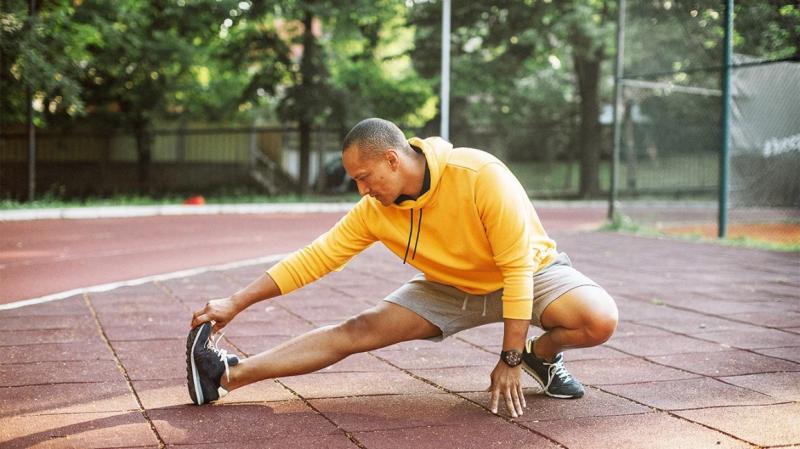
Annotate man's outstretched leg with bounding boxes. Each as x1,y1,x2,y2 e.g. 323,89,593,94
188,301,441,404
521,286,618,398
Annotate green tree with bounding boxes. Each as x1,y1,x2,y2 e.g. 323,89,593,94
410,0,615,197
1,0,98,126
65,0,248,190
232,0,435,195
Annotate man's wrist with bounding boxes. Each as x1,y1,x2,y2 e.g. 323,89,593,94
229,292,250,311
500,349,523,367
501,318,529,357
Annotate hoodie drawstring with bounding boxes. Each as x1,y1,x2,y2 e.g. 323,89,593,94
402,210,414,264
412,209,423,259
403,209,424,264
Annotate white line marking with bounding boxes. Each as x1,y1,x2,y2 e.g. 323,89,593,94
0,253,289,311
0,203,357,221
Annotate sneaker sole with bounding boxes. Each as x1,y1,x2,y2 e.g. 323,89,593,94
521,363,583,399
186,323,208,405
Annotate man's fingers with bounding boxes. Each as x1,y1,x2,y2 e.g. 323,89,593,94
519,383,527,408
504,389,517,418
192,313,211,329
191,304,210,328
192,303,209,320
511,388,523,416
490,388,500,414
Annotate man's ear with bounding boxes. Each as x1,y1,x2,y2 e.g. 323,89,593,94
386,150,399,170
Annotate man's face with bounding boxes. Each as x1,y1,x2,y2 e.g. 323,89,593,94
342,146,401,207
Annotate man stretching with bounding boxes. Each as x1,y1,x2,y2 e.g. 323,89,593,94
187,118,618,417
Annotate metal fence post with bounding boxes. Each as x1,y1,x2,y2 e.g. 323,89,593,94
718,0,733,238
609,0,625,220
27,0,37,201
440,0,451,141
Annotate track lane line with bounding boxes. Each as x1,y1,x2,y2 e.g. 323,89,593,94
0,252,289,311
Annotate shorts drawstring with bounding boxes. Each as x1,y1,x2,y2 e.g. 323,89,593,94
462,294,489,316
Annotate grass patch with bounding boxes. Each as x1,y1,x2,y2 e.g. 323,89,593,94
602,212,800,252
508,154,718,196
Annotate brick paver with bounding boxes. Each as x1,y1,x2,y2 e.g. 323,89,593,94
1,229,798,448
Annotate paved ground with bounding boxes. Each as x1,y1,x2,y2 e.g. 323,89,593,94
0,205,606,304
1,219,799,448
0,213,343,304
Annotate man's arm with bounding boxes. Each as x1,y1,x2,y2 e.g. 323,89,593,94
488,318,529,417
501,317,529,352
474,162,544,417
190,272,281,331
191,199,377,332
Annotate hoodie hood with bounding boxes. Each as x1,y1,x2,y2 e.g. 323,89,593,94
392,136,452,264
391,136,452,211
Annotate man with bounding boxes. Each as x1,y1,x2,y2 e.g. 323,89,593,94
188,118,618,418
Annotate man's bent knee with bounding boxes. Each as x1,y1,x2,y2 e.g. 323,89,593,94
584,291,618,345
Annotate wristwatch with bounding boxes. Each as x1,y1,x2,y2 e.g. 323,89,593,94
500,349,523,367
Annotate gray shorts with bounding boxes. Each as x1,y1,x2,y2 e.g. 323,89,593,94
383,252,603,341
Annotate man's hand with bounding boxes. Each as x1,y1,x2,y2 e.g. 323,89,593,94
190,273,281,332
191,297,241,332
488,360,527,418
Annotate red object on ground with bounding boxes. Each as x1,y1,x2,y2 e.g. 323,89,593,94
184,195,205,205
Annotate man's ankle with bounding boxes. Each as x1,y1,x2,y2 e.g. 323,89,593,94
532,337,556,363
220,364,238,391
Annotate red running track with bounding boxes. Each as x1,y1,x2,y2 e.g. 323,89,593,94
0,206,606,305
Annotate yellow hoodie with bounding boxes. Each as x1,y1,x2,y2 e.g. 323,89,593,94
267,137,558,319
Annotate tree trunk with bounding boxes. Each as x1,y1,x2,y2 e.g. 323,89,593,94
298,119,311,195
296,7,315,196
573,47,604,198
133,120,152,194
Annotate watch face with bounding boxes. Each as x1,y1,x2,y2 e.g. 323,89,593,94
502,350,522,367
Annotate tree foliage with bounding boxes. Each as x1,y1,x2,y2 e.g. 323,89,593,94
1,0,94,124
1,0,797,198
409,0,615,196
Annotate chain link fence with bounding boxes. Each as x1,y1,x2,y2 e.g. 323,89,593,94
614,1,799,248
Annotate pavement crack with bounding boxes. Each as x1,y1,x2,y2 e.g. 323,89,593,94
368,352,569,449
273,379,369,449
83,293,167,449
592,385,763,449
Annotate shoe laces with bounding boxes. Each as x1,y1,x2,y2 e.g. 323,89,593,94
207,332,233,383
546,357,573,384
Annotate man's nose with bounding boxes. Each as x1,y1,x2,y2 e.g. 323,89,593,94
356,181,369,196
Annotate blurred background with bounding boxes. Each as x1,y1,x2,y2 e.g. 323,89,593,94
1,0,798,247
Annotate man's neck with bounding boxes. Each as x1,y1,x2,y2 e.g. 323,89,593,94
396,147,429,203
409,151,427,199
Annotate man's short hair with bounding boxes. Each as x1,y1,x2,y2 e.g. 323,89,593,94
342,118,411,160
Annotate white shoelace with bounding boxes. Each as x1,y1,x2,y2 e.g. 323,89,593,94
547,358,573,384
209,332,232,383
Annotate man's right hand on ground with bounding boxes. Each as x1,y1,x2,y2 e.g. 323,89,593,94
191,297,240,332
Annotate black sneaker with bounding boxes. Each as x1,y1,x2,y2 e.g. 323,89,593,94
186,322,240,405
521,336,584,399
